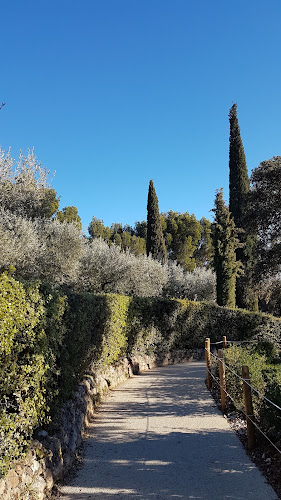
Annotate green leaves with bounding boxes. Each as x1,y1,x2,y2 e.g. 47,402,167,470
212,189,242,308
146,180,167,262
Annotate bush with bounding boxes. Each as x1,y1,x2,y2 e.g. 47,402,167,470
221,342,281,445
223,345,267,415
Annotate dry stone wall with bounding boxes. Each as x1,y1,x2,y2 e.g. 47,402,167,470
0,350,203,499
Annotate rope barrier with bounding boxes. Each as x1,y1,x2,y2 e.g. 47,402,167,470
221,384,281,456
206,368,220,386
205,348,281,413
226,340,259,345
246,414,281,456
205,341,281,457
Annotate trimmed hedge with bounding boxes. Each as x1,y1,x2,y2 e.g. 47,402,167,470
1,273,281,476
0,274,48,475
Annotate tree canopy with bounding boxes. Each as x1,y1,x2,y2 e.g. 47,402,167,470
249,156,281,278
161,211,202,271
0,148,59,218
56,206,82,229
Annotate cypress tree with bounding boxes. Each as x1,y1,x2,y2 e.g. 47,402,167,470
146,180,167,261
229,103,250,224
212,189,242,308
229,103,257,310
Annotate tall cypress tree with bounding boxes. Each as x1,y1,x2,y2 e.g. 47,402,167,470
212,189,242,308
146,180,167,261
229,103,250,224
229,103,257,310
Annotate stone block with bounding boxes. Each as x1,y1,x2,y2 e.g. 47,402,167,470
6,469,19,489
0,479,6,495
44,467,54,491
29,475,46,498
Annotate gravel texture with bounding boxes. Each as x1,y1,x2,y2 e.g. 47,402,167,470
57,362,278,499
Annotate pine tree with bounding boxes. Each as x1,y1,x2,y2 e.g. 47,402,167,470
146,180,167,261
229,103,257,310
212,189,242,308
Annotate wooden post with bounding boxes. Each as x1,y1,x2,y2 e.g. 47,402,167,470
205,338,211,389
223,336,227,349
218,349,226,413
242,365,256,451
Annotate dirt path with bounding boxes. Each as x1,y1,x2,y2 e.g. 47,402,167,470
58,362,278,499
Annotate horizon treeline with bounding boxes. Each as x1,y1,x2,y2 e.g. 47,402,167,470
88,211,213,271
0,147,215,302
1,101,281,314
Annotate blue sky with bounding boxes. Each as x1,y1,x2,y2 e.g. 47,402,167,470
1,1,281,232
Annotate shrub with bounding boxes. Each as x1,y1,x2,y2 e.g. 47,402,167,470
223,345,267,415
223,343,281,444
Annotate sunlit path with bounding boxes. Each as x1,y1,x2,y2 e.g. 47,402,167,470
58,362,277,499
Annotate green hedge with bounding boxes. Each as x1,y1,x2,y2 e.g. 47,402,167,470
1,273,281,476
0,274,48,475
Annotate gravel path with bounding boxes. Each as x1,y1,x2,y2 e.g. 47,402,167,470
58,362,278,499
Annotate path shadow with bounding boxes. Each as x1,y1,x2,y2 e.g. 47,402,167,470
59,363,275,500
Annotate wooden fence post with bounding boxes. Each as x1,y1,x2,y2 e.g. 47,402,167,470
205,338,211,389
218,349,226,413
223,336,227,349
242,365,255,451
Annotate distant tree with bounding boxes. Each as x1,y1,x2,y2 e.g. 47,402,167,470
113,233,122,246
88,217,110,241
212,188,242,308
130,235,146,256
121,231,132,250
194,217,213,268
56,206,82,229
228,103,257,309
162,211,202,271
111,222,123,235
146,180,167,261
134,220,147,239
123,224,134,235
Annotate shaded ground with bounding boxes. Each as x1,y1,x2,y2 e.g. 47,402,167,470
57,362,278,499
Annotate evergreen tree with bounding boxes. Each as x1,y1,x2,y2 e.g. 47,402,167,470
212,189,242,308
229,103,250,224
249,156,281,278
161,210,202,271
56,206,82,229
229,103,257,310
146,180,167,261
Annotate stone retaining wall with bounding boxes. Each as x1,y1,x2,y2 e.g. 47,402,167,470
0,349,204,499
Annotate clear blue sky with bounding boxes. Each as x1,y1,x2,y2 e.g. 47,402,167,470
1,0,281,232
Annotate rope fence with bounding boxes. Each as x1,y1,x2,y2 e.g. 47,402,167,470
205,336,281,455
